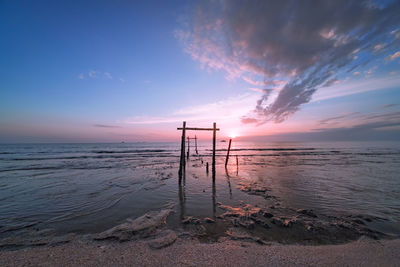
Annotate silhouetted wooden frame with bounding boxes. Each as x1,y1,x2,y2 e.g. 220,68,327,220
177,122,220,183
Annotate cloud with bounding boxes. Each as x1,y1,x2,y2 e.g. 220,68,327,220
241,117,259,124
241,117,400,141
177,0,400,124
255,110,400,141
312,75,400,102
248,87,267,93
363,111,400,122
318,112,359,125
104,72,112,79
391,29,400,39
308,120,400,141
241,76,286,88
313,119,400,135
78,73,84,80
323,78,339,87
382,104,398,109
88,70,97,78
93,124,121,128
85,70,115,79
122,93,259,124
314,108,400,134
364,66,377,78
389,51,400,60
374,43,385,52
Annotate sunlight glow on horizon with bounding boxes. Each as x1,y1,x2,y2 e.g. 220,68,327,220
228,131,238,139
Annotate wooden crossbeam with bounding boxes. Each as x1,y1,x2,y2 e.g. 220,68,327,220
177,127,220,131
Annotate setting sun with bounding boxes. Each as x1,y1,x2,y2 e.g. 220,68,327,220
229,131,238,138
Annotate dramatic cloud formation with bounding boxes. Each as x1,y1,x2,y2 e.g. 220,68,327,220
177,0,400,124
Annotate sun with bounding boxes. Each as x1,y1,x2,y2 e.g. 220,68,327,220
229,132,238,139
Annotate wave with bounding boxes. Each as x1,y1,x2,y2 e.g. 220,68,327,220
92,149,176,154
3,153,178,161
0,166,115,173
213,148,316,151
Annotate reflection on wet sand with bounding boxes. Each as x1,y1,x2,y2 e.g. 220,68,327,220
178,183,186,221
212,179,216,220
224,168,233,199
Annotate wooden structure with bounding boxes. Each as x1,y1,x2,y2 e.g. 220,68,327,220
178,122,219,183
225,138,232,167
195,135,198,154
186,136,198,159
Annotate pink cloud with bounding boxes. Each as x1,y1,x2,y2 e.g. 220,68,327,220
389,51,400,60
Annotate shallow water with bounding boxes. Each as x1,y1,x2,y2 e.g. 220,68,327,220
0,141,399,239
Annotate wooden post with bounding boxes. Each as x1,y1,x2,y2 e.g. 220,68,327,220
212,122,216,178
225,138,232,168
206,162,209,174
195,135,198,155
187,136,190,160
178,121,186,182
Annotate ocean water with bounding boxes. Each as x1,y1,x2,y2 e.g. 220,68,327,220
0,141,399,239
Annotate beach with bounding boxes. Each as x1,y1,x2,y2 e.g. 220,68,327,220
1,142,400,265
2,0,400,265
1,237,400,266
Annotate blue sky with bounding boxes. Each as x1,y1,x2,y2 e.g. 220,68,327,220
1,0,400,142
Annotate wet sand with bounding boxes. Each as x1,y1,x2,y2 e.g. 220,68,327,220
1,142,400,265
2,142,400,245
1,237,399,266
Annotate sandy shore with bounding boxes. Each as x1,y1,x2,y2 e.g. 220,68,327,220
1,237,399,266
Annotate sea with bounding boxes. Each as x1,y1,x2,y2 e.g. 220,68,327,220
1,141,399,239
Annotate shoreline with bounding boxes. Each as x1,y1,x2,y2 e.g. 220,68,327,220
1,237,399,266
2,193,397,250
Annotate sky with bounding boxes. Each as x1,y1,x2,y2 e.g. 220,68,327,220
1,0,400,143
